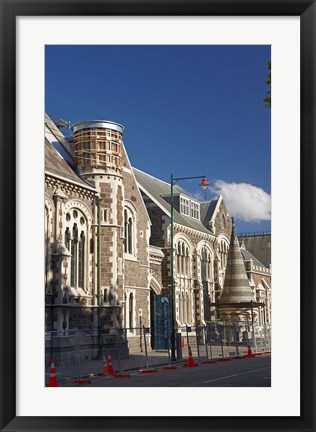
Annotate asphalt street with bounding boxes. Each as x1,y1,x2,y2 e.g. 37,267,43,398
60,355,271,387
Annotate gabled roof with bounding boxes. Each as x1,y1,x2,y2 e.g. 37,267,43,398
45,139,92,188
45,113,74,159
133,167,216,236
238,235,271,267
240,244,268,269
200,200,218,227
45,114,96,191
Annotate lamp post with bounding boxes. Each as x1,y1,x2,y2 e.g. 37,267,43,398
170,173,209,361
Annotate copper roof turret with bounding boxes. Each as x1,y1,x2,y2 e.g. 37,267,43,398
219,218,254,304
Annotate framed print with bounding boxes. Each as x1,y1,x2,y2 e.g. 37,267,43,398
0,1,315,431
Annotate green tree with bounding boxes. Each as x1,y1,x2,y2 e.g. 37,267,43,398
263,61,271,108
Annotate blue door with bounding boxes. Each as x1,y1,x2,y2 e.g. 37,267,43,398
154,294,172,350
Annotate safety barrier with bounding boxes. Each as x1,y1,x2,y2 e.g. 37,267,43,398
45,322,271,382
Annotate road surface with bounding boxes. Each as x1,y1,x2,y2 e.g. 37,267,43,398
60,355,271,387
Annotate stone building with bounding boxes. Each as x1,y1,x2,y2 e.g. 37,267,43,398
45,114,271,357
133,168,232,327
45,114,152,354
239,233,271,268
240,240,271,325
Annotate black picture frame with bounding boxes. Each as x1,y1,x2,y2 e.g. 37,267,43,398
0,1,315,431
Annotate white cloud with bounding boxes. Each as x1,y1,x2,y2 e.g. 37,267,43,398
210,180,271,223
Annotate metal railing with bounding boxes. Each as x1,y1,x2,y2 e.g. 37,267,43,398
45,322,271,377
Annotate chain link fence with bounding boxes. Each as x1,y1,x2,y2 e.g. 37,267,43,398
45,322,271,378
177,322,271,360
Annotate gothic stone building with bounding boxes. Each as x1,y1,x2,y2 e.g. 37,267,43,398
133,168,232,326
45,114,271,354
45,114,152,352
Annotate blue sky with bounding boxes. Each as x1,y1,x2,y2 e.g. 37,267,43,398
45,45,271,234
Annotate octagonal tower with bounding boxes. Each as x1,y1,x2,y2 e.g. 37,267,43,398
73,120,124,177
72,120,125,330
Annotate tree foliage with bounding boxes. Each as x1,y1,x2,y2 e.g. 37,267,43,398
263,61,271,109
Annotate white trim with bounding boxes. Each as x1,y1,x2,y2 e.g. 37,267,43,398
210,194,224,224
149,275,162,295
63,199,93,224
45,171,97,192
124,285,150,291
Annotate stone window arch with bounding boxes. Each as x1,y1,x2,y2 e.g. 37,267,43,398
201,246,212,282
218,235,229,273
45,195,54,295
124,289,136,335
175,238,191,278
64,208,88,290
124,203,137,257
174,234,193,325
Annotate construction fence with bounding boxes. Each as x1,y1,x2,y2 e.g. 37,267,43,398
45,322,271,374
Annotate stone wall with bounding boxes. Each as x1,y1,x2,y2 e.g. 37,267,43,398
213,198,232,238
121,147,151,327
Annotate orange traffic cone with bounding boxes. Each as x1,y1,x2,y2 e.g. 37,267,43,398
183,345,198,367
102,356,107,375
48,359,58,387
107,353,115,374
247,341,255,358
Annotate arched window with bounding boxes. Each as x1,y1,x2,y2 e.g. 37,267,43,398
201,246,211,281
124,206,136,256
175,240,191,277
221,214,227,229
218,237,229,273
64,209,87,290
175,237,192,324
124,289,136,334
45,205,51,293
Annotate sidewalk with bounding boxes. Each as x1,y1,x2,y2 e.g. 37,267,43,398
45,346,271,385
45,351,187,385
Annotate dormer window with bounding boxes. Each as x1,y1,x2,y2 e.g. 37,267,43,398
180,197,190,216
179,195,200,220
191,202,200,220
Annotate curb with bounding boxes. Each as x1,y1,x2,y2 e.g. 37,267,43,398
49,353,272,383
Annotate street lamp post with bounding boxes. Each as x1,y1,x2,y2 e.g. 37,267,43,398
170,173,209,361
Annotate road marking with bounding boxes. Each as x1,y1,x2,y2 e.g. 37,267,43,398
203,367,271,384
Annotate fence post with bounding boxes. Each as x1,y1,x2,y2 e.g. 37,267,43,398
208,324,213,359
195,327,200,359
116,331,122,373
139,315,143,352
50,330,54,362
143,325,149,369
234,323,239,357
219,324,224,358
75,328,81,381
186,325,190,351
253,322,257,353
204,326,209,360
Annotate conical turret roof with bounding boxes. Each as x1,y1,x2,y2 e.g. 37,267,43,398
219,219,254,304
